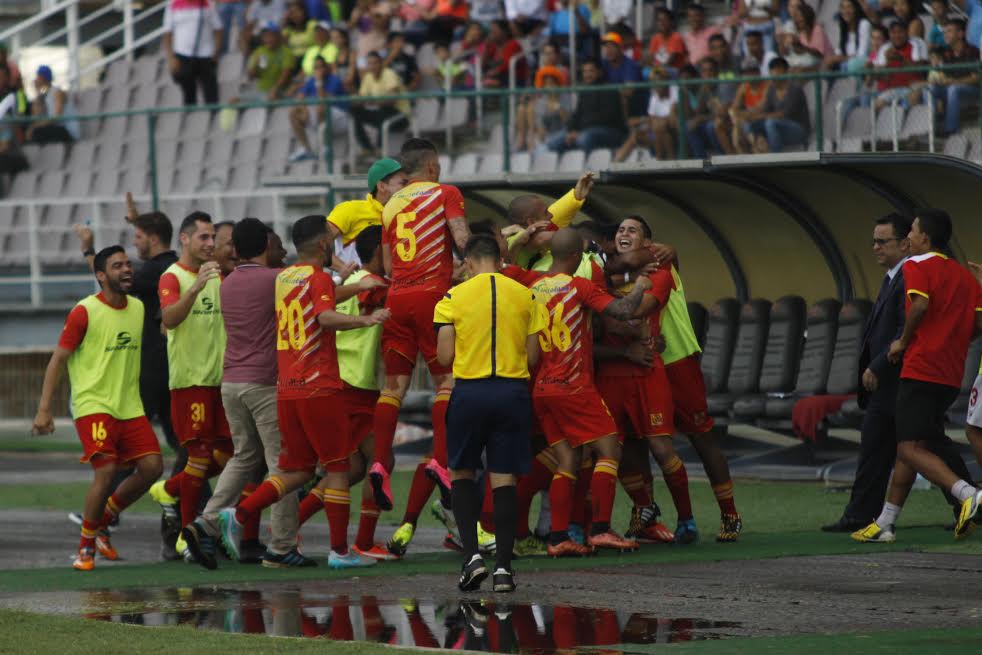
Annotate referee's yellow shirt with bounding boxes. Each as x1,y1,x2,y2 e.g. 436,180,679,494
326,194,384,245
434,272,549,380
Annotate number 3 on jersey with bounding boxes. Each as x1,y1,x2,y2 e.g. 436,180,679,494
395,211,417,261
538,302,572,352
277,298,307,351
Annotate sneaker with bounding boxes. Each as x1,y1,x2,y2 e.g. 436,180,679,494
458,554,488,592
443,532,464,552
387,522,415,557
513,535,547,557
73,547,95,571
546,539,591,558
462,601,489,636
240,539,266,565
588,530,639,552
149,480,179,520
431,499,460,541
477,524,497,554
181,521,218,570
68,512,83,527
625,505,644,539
627,503,674,543
492,568,516,593
851,522,896,543
368,462,394,511
674,519,699,545
95,530,119,561
160,513,181,561
425,458,452,496
955,490,982,540
567,523,585,546
328,549,378,569
175,533,194,563
262,548,318,568
288,148,316,163
353,543,401,561
217,508,243,561
638,521,676,543
717,513,743,543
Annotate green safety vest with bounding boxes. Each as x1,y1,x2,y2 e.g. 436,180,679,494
163,263,226,389
336,269,382,390
660,266,702,365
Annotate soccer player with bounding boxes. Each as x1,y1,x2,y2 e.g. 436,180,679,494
595,217,697,544
853,210,982,541
182,219,308,570
148,212,232,557
369,138,471,511
216,215,390,568
32,246,164,571
518,228,652,555
326,157,408,266
967,261,982,467
434,234,549,593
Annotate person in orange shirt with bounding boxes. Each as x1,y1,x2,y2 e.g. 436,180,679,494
648,8,688,70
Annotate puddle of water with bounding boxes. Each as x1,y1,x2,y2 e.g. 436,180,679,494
75,587,743,653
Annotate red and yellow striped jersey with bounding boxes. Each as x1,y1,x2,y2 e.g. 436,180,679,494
381,181,466,295
529,273,615,396
597,268,676,378
274,264,344,399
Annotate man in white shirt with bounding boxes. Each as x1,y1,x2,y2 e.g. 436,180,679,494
163,0,223,106
504,0,548,35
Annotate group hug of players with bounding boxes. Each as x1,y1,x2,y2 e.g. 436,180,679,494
31,137,745,590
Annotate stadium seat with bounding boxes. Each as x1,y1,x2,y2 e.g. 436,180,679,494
7,171,37,198
438,154,451,174
218,52,245,82
478,153,503,174
700,298,741,396
65,169,92,197
452,152,478,176
104,59,131,88
687,301,708,349
731,296,806,420
947,338,982,426
180,139,208,168
532,149,557,173
159,83,184,108
874,104,905,145
841,104,872,144
37,171,67,197
944,134,969,159
826,299,873,395
445,98,469,128
413,99,441,132
510,151,532,174
900,104,931,140
93,169,120,196
188,111,217,140
585,148,613,171
558,149,586,173
708,299,771,417
228,165,259,190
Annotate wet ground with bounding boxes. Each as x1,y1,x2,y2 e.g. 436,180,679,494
2,552,981,652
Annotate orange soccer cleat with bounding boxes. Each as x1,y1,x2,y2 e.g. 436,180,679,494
588,530,640,552
353,543,401,561
547,539,592,558
95,531,119,560
73,548,96,571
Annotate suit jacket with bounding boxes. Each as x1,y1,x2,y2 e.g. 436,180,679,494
857,269,906,412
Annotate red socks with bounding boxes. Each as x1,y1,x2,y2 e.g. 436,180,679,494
401,462,436,526
163,472,183,497
660,455,693,521
298,487,325,526
79,519,98,550
179,455,210,527
549,472,575,534
372,395,401,470
619,471,653,508
590,459,619,526
431,390,451,467
240,482,260,540
516,454,555,538
570,459,593,527
355,493,380,550
236,476,286,525
713,480,738,516
323,488,351,554
98,494,129,530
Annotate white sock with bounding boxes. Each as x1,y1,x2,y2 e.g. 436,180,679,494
875,502,901,530
950,480,977,503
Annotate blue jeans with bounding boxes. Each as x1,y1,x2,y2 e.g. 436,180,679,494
685,120,721,159
546,126,626,152
749,118,807,152
929,84,980,135
217,2,246,55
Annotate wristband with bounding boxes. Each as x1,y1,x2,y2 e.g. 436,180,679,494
82,248,95,257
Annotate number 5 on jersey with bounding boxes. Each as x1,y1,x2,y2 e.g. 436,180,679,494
395,211,417,262
538,302,572,352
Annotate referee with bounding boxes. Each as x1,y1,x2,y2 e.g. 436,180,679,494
433,235,548,593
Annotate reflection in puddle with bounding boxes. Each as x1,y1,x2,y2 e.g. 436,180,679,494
80,587,742,653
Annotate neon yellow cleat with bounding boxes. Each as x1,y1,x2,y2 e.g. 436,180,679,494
477,524,496,554
850,522,896,543
387,522,415,557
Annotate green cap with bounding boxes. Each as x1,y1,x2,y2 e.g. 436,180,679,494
367,157,402,194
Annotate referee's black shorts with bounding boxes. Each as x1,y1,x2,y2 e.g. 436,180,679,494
446,378,532,475
895,378,961,443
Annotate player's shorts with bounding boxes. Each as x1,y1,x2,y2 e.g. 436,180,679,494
533,390,618,448
277,393,352,473
447,378,532,475
597,367,675,441
895,378,960,442
345,384,380,453
74,413,161,467
382,289,452,377
170,386,231,446
665,354,714,434
967,374,982,429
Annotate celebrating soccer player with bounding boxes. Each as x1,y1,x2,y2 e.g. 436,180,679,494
33,246,164,571
326,158,408,266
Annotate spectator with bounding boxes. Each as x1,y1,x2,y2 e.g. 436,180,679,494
838,23,888,121
480,19,528,88
216,0,247,55
505,0,549,36
0,66,28,175
351,51,409,152
955,0,982,51
395,0,436,46
781,2,832,72
745,57,810,152
614,66,679,162
733,0,780,54
686,57,725,158
602,0,633,26
826,0,872,72
534,42,571,87
303,0,334,21
887,0,926,40
163,0,222,106
246,24,297,100
241,0,287,53
454,21,487,61
873,20,928,110
927,0,949,48
348,0,376,31
25,66,80,144
471,0,506,27
0,41,22,88
683,4,723,66
729,57,771,153
648,8,688,71
546,58,626,152
301,21,337,77
433,41,469,89
383,32,422,91
707,34,740,153
329,27,359,93
282,0,317,57
430,0,471,44
601,31,644,116
745,29,778,75
516,65,570,151
927,18,980,135
288,56,348,162
356,7,391,69
547,0,593,52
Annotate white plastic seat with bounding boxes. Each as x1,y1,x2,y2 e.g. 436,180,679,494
218,52,245,82
445,98,469,128
235,135,264,164
8,171,38,198
438,154,451,173
183,111,213,141
943,134,968,158
413,99,441,132
104,60,131,88
841,106,872,141
531,150,557,172
558,149,586,173
900,104,931,140
37,171,67,197
478,153,503,174
452,152,478,176
235,107,267,138
510,151,532,173
874,104,905,144
228,165,259,190
585,148,612,171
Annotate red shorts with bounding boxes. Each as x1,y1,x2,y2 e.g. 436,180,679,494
170,386,231,446
382,289,452,377
597,367,675,440
74,414,161,467
533,390,618,448
666,354,714,434
277,393,351,473
345,384,380,453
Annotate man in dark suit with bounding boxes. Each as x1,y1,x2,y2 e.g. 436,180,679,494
823,214,911,532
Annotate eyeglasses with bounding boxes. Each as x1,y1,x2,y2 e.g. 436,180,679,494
872,238,900,246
